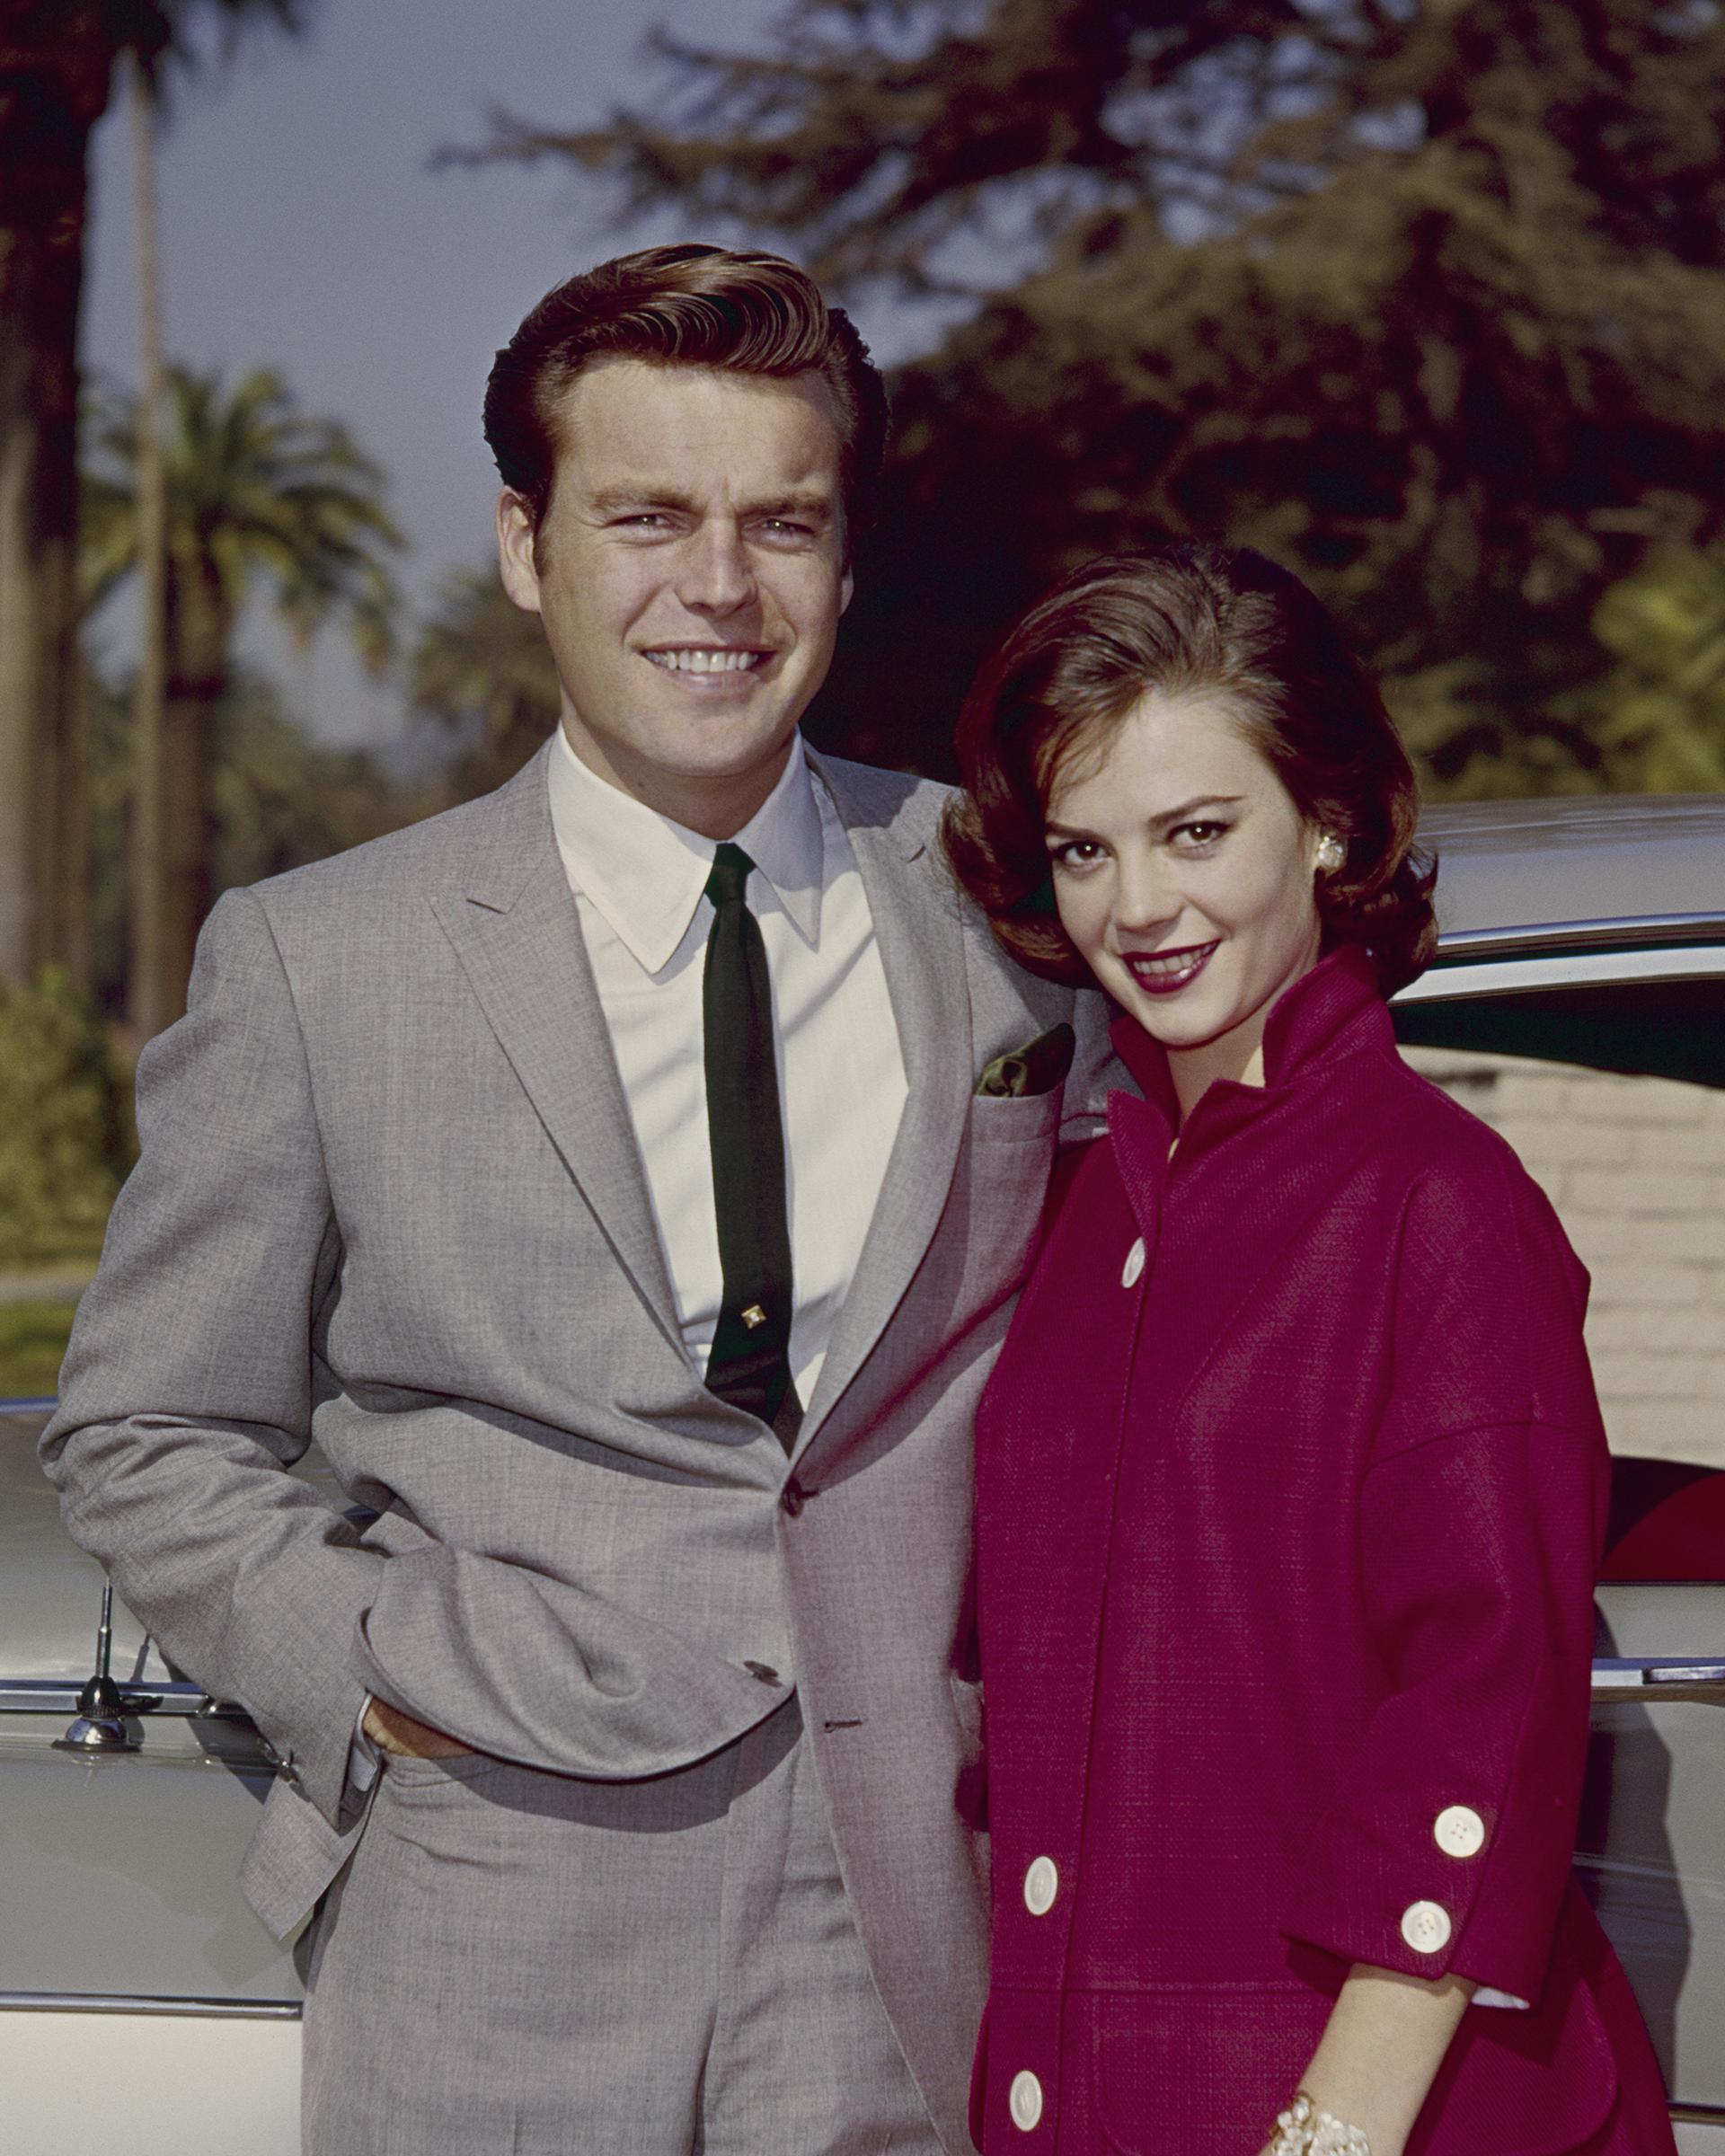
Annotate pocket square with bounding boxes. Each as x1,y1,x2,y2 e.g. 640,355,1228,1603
975,1023,1075,1099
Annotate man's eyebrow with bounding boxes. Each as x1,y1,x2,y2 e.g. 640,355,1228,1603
1044,793,1246,838
585,485,836,522
588,484,700,515
745,491,836,522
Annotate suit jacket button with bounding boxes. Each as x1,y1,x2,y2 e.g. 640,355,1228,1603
1008,2070,1044,2131
781,1479,806,1516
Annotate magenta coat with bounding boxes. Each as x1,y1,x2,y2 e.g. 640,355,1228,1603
971,950,1675,2155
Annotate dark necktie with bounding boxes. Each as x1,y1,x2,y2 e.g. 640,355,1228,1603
702,843,800,1449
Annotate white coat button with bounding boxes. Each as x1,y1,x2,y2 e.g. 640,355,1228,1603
1121,1238,1146,1287
1434,1805,1486,1859
1009,2071,1044,2131
1023,1856,1058,1916
1401,1900,1453,1954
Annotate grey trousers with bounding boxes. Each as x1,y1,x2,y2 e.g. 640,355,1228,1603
297,1697,940,2155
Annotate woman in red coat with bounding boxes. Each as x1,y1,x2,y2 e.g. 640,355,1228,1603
942,546,1676,2156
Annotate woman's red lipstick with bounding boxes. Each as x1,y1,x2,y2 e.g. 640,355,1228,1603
1121,941,1219,995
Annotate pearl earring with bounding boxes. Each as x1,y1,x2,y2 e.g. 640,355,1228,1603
1315,834,1345,873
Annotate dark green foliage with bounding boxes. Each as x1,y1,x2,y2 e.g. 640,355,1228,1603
458,0,1725,794
0,968,131,1268
409,566,562,804
0,1302,80,1396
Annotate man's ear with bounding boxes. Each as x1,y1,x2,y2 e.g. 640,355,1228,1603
496,490,544,614
840,565,854,617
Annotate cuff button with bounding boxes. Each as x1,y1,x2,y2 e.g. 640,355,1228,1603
1434,1804,1485,1859
1401,1899,1453,1954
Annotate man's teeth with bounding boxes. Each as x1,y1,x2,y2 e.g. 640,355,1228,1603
645,648,763,674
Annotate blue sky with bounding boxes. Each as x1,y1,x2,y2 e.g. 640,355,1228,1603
82,0,891,748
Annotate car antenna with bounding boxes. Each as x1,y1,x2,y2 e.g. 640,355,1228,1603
52,1581,144,1754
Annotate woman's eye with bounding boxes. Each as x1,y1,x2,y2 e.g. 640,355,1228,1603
1171,820,1228,849
1048,838,1103,870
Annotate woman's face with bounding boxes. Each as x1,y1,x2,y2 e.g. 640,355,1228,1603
1046,689,1327,1100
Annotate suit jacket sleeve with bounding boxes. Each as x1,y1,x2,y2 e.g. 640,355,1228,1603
40,886,385,1828
1278,1159,1608,2004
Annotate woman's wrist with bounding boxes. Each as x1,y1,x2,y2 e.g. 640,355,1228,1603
1263,2090,1373,2154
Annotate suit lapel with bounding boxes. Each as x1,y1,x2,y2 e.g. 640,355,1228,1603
800,755,975,1443
429,747,684,1353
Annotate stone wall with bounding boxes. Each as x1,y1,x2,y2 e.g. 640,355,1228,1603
1401,1046,1725,1469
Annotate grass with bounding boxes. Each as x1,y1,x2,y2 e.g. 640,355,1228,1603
0,1226,106,1270
0,1302,77,1399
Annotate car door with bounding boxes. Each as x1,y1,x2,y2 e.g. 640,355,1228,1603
0,1398,309,2155
1394,940,1725,2151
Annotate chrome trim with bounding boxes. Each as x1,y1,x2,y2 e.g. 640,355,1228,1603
0,1680,245,1717
0,1396,57,1413
1397,944,1725,1003
0,1993,299,2019
1433,912,1725,962
1592,1657,1725,1706
1673,2104,1725,2123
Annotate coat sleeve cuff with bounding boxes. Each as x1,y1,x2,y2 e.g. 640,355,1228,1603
1280,1782,1569,2005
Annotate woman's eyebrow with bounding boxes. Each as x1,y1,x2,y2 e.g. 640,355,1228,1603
1044,793,1245,839
1148,793,1245,828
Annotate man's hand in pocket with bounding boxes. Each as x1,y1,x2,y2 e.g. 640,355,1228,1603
362,1697,475,1760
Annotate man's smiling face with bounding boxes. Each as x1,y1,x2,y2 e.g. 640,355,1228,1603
497,357,853,836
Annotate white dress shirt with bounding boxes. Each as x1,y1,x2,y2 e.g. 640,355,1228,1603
545,721,907,1409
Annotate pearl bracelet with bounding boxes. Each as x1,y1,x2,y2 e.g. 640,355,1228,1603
1266,2090,1373,2155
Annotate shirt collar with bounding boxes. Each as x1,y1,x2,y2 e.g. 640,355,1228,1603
546,724,826,975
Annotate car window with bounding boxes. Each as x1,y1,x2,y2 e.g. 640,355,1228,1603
1393,976,1725,1481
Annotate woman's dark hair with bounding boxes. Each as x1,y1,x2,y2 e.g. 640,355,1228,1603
942,544,1438,998
483,243,889,551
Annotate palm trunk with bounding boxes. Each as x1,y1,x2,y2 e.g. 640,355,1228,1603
153,547,225,1023
126,54,181,1035
0,24,104,987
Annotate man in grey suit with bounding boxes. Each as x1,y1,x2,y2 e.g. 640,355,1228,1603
42,244,1098,2154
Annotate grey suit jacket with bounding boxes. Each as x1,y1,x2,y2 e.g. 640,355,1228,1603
41,742,1107,2152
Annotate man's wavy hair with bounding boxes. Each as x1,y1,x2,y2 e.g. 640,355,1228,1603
482,243,889,551
942,545,1438,1000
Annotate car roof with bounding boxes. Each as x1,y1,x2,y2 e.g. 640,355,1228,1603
1417,792,1725,943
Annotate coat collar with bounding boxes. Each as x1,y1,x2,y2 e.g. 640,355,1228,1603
1110,945,1389,1135
1106,946,1393,1227
795,747,974,1447
429,744,687,1360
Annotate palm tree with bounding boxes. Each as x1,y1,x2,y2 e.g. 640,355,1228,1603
0,0,308,990
127,49,171,1021
84,363,402,1030
410,567,562,803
